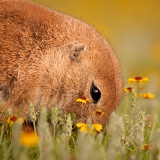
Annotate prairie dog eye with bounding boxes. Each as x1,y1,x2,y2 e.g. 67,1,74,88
90,83,101,103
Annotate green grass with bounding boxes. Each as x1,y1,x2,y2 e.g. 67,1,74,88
0,79,160,160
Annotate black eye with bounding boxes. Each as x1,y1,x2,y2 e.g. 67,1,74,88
90,84,101,103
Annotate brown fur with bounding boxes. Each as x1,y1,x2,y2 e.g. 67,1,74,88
0,0,122,127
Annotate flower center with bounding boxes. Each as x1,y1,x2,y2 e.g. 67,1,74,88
10,116,18,122
135,76,142,81
81,96,87,100
127,87,132,92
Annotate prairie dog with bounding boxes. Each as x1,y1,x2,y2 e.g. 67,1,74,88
0,0,122,127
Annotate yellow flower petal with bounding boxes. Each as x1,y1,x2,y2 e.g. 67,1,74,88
148,93,155,98
86,98,91,102
142,77,150,82
140,93,154,99
76,97,91,104
76,123,86,127
76,98,87,104
10,121,14,127
76,123,88,133
17,118,24,124
7,118,11,125
20,131,39,147
92,124,102,132
124,88,129,93
76,123,102,134
128,78,136,83
80,125,88,133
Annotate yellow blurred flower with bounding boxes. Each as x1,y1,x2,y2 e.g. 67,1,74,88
76,123,102,134
91,124,102,133
93,109,104,117
128,76,149,83
20,127,39,147
76,123,88,133
76,97,90,104
123,87,132,93
17,118,24,124
142,144,152,151
7,115,24,127
140,93,155,99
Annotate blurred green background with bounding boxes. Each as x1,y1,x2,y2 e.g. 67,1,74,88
32,0,160,110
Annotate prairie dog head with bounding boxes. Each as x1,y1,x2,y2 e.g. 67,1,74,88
36,39,122,127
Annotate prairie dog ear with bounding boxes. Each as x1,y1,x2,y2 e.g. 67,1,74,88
68,42,86,61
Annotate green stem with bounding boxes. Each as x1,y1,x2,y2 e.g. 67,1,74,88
33,121,37,134
124,95,129,113
0,125,4,144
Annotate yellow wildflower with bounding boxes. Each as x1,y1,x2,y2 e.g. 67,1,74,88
76,123,102,134
76,97,90,104
140,93,155,99
123,87,132,93
128,76,149,83
17,118,24,124
93,109,104,117
76,123,88,133
7,115,24,127
142,77,150,82
91,124,102,133
20,127,39,147
142,144,152,151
